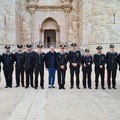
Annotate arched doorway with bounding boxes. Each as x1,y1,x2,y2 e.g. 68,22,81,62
44,30,56,47
40,17,60,48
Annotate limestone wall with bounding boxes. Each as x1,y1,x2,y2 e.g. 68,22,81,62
0,0,16,45
81,0,120,53
0,0,120,53
16,0,31,44
69,0,80,46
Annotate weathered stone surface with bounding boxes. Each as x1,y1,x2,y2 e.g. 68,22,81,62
0,0,120,53
82,0,120,53
0,0,16,44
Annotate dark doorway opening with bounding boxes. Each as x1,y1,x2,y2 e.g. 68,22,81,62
44,30,56,48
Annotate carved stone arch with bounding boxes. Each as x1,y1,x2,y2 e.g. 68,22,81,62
40,17,60,47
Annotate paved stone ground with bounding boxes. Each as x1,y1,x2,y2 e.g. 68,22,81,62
0,49,120,120
0,68,120,120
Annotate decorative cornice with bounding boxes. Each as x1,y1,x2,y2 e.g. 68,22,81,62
60,0,73,3
26,0,39,3
26,3,72,13
26,3,36,15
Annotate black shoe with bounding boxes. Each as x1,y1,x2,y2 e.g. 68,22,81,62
52,86,55,88
83,86,86,89
95,86,98,89
102,87,105,90
22,85,24,87
15,85,20,88
31,85,34,88
41,86,44,89
70,86,73,89
9,86,12,88
59,87,61,89
25,86,29,89
5,86,8,88
62,87,65,89
77,86,80,89
108,86,111,89
34,86,38,89
48,85,51,88
113,87,117,89
88,87,91,89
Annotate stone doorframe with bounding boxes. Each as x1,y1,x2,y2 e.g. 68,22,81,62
40,17,60,47
26,0,72,47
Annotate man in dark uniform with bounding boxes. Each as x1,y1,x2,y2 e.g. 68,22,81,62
56,44,68,89
23,44,35,88
94,46,106,90
15,45,24,87
68,43,81,89
34,44,45,89
106,44,118,89
0,54,2,83
45,45,57,88
81,49,93,89
2,45,15,88
118,53,120,73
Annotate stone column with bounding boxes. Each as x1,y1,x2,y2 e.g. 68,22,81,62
56,31,59,47
56,26,60,47
63,4,72,49
40,27,45,47
26,3,36,45
41,29,44,46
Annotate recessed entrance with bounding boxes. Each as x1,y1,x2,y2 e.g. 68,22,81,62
40,17,60,48
44,29,56,47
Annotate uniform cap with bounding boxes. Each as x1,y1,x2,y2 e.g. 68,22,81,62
26,44,32,48
17,44,23,48
60,44,66,49
5,45,10,49
71,42,77,47
37,44,43,48
96,46,102,50
85,49,90,52
109,44,114,48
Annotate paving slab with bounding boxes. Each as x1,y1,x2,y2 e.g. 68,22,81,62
0,55,120,120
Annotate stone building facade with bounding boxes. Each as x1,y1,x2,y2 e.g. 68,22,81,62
0,0,120,53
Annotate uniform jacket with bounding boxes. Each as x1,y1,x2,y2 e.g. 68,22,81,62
34,52,45,70
23,51,35,69
2,52,15,70
118,53,120,70
56,52,68,70
94,53,106,69
0,55,2,71
106,51,118,70
15,51,24,70
68,50,81,68
81,55,93,72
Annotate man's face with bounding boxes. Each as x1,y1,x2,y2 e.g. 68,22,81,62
97,49,101,53
60,48,64,52
85,52,89,55
72,46,77,51
27,47,31,51
6,48,10,52
110,47,114,51
50,46,54,52
38,47,42,52
18,48,22,52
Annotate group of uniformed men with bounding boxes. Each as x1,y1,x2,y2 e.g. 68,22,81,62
0,43,120,90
